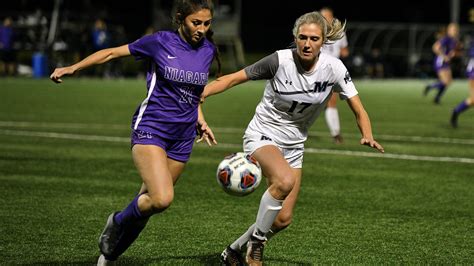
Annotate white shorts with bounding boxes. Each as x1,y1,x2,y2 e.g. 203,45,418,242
243,132,304,168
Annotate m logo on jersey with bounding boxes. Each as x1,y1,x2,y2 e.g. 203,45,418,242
344,71,352,84
314,81,330,93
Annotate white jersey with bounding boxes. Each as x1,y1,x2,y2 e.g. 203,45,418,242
244,49,358,148
320,34,348,58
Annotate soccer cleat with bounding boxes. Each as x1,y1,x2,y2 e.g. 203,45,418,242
333,134,344,144
246,236,266,266
220,246,244,266
97,254,116,266
423,85,430,96
450,111,459,128
108,217,150,259
98,212,123,258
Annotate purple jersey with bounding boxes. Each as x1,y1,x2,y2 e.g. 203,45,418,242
467,39,474,79
469,38,474,58
433,36,458,71
128,31,216,140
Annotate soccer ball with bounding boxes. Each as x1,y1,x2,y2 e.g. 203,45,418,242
216,152,262,196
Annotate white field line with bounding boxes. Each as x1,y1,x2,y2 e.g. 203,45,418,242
214,127,474,145
1,121,473,145
0,129,129,143
0,121,127,130
0,128,473,164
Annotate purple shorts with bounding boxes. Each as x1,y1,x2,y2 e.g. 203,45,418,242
467,58,474,79
434,56,450,72
131,130,194,163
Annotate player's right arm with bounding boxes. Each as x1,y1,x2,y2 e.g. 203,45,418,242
50,44,131,83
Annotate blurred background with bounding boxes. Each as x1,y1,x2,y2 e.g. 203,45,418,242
0,0,473,79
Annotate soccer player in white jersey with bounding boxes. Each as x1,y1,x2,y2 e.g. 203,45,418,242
320,7,349,144
201,11,384,266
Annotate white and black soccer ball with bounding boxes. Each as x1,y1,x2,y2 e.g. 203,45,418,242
216,152,262,196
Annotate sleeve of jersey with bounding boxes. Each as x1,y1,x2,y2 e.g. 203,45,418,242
341,35,348,48
244,52,279,80
334,59,358,100
128,33,159,60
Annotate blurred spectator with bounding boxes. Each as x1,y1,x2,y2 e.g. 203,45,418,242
350,52,365,77
0,17,16,76
365,48,385,78
92,19,110,51
91,19,111,77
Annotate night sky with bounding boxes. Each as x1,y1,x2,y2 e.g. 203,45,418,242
1,0,473,52
241,0,472,51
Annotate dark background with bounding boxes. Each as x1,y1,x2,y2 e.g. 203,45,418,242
1,0,473,78
241,0,469,52
2,0,472,52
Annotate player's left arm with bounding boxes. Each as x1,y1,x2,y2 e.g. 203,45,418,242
346,95,384,153
201,69,249,99
196,103,217,146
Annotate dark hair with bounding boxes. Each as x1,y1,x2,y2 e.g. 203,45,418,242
173,0,221,76
173,0,214,25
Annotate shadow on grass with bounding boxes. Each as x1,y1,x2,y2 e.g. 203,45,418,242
27,253,313,265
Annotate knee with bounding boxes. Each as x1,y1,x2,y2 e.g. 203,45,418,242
271,174,295,198
148,193,174,213
442,80,451,87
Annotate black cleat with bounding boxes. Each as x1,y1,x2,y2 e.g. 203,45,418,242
220,246,244,266
333,134,344,144
97,254,116,266
450,111,459,128
423,85,431,96
98,212,123,259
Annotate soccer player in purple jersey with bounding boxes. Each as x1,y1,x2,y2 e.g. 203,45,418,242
424,23,460,104
50,0,219,264
451,36,474,128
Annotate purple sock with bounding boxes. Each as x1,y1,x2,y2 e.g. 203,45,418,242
114,194,144,226
433,81,445,90
434,83,446,103
453,101,469,114
107,217,150,260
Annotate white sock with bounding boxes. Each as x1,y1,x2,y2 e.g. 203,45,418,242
230,224,277,251
230,224,255,251
252,189,283,240
325,107,341,137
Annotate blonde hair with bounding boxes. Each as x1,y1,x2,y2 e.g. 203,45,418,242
292,11,346,44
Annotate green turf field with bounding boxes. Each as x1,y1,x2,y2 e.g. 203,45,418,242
0,77,473,264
